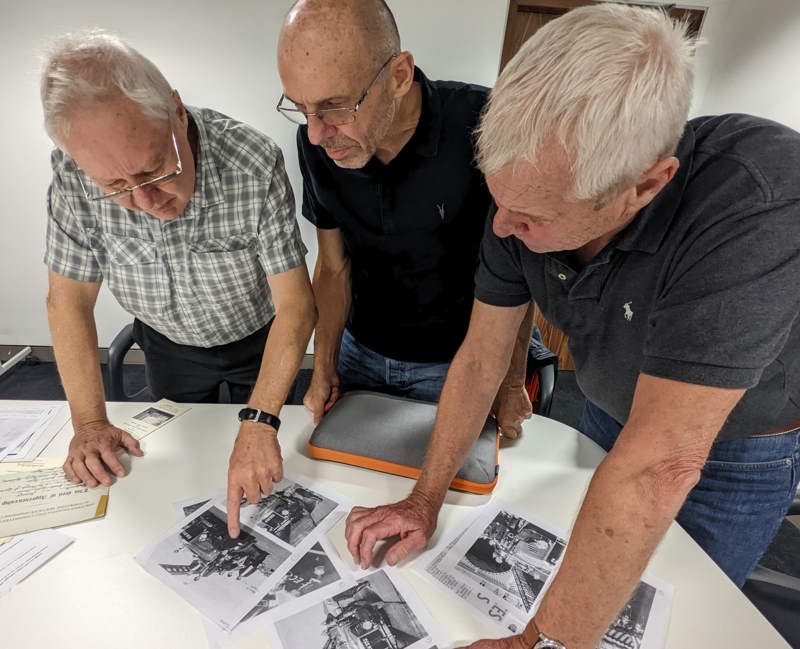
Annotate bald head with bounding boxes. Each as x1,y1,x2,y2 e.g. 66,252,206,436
280,0,400,71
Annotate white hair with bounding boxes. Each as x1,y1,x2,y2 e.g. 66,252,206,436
476,3,696,201
41,29,175,146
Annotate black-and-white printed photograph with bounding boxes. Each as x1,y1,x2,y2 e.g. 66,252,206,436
239,479,339,547
141,505,291,628
241,542,343,622
132,407,174,427
182,498,211,518
599,582,657,649
455,510,566,614
273,570,430,649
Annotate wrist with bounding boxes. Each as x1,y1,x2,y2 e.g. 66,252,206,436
409,485,444,514
74,416,110,433
239,420,278,437
238,407,281,433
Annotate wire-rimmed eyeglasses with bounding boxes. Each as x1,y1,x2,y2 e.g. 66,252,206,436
77,130,183,202
276,54,398,126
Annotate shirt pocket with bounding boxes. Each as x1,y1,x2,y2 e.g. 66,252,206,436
188,236,264,306
101,234,170,319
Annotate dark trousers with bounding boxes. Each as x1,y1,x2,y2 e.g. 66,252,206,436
132,319,272,403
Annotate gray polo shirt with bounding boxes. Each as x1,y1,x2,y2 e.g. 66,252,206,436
475,114,800,440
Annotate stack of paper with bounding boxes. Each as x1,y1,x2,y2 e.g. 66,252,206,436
0,530,73,598
0,405,69,463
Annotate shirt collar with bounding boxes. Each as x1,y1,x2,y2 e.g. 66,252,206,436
186,106,225,212
409,66,442,159
613,123,695,254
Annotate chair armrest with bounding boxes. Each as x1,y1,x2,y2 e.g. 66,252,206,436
107,323,135,402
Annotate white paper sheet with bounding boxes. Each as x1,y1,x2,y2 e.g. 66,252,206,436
118,400,191,441
0,406,61,461
137,474,350,632
416,500,674,649
0,529,73,597
0,464,109,538
0,405,69,463
266,567,447,649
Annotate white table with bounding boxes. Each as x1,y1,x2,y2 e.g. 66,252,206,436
0,401,789,648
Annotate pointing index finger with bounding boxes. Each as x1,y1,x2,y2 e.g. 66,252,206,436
227,482,243,538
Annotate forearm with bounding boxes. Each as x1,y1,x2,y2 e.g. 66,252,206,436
532,450,698,649
413,347,509,508
248,301,316,415
502,301,534,388
47,299,107,427
311,261,351,373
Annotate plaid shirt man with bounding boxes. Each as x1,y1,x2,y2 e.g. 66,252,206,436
44,107,307,348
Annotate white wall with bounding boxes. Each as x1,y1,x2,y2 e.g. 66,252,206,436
0,0,510,347
698,0,800,132
2,0,798,347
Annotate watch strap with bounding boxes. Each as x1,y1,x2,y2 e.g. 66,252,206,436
238,407,281,432
523,619,566,649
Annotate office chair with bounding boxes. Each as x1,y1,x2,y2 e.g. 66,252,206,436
107,324,152,402
526,339,558,417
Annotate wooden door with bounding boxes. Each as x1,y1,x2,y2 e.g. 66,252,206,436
499,1,705,370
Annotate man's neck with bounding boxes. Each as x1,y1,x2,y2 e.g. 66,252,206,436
374,81,422,165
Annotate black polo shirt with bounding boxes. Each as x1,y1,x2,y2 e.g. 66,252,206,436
476,114,800,440
298,67,491,362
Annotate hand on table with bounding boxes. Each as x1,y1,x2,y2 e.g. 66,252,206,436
345,491,438,569
63,420,143,487
303,368,340,425
227,422,283,538
492,383,532,440
456,635,529,649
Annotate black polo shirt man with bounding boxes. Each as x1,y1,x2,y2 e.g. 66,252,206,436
476,113,800,584
298,67,492,394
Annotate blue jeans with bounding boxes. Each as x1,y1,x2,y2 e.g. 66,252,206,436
579,400,800,587
337,329,450,403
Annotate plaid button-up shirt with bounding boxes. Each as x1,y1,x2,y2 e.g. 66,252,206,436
44,107,307,348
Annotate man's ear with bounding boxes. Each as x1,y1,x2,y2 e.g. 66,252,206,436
172,89,188,128
390,51,415,99
630,156,680,212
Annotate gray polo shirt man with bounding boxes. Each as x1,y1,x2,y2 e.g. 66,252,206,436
476,114,800,439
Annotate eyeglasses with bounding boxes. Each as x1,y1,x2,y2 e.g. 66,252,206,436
276,54,398,126
78,130,183,202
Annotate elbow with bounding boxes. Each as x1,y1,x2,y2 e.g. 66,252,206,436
633,454,705,524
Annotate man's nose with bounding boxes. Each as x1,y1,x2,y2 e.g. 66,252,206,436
493,207,515,238
306,115,337,146
130,184,158,210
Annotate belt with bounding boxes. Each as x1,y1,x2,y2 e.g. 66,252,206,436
757,419,800,438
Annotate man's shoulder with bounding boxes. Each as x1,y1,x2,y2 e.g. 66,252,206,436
192,106,284,179
689,114,800,203
429,77,490,114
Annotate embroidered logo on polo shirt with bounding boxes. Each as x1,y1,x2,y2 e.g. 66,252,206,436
436,202,446,220
623,302,634,321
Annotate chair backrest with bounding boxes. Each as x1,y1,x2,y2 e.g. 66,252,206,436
107,323,152,402
526,348,558,417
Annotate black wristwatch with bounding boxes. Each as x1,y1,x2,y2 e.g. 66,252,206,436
238,407,281,432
